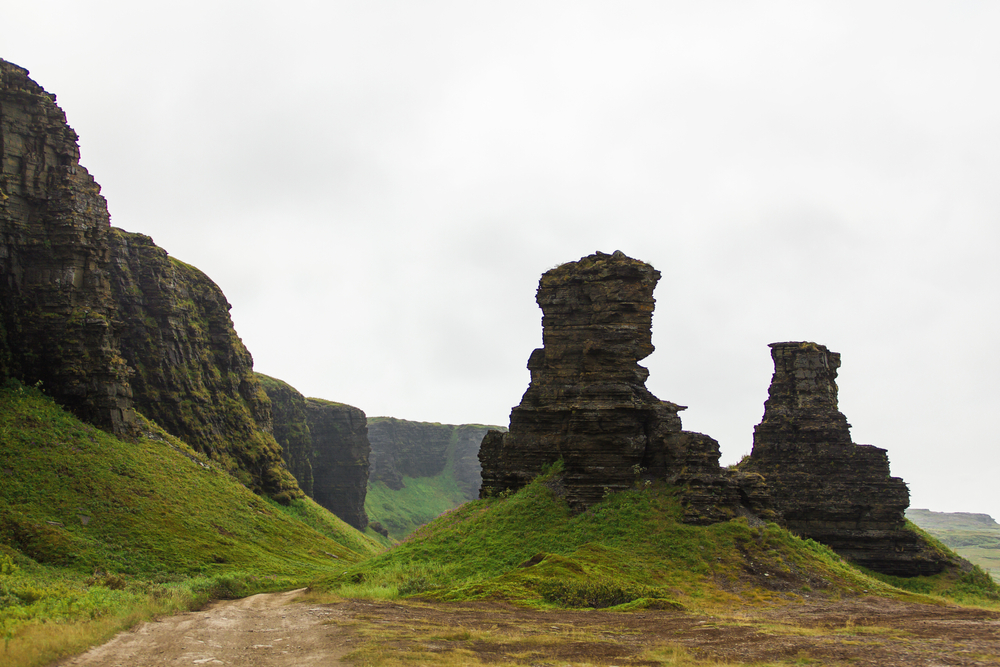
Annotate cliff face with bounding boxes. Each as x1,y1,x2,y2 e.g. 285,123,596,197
256,374,314,497
259,374,370,530
365,417,498,538
108,230,297,497
0,59,133,432
367,418,494,499
479,251,729,512
744,342,950,576
305,398,370,531
0,60,298,501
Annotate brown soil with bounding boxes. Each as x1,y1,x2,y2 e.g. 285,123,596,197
58,590,1000,666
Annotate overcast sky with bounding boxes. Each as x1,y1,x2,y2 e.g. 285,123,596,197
6,1,999,519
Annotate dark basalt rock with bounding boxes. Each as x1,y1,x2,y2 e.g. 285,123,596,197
367,418,496,499
109,231,298,499
305,398,370,531
259,374,370,530
479,251,734,513
0,60,298,501
744,342,952,576
0,59,134,433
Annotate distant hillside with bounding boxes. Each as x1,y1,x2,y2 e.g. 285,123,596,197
365,418,503,540
907,509,1000,582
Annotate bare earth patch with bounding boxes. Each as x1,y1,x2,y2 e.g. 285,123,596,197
58,591,1000,666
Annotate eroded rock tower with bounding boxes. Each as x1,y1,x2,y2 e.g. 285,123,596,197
744,342,949,576
479,251,726,511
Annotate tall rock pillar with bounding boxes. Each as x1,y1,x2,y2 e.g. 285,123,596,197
480,251,723,511
746,342,948,576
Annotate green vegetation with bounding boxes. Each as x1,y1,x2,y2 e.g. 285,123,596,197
0,379,379,666
908,508,1000,582
364,418,497,540
4,379,998,667
365,473,467,541
320,461,954,610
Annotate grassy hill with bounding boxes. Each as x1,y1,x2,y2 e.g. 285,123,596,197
908,508,1000,582
0,379,380,666
320,461,1000,611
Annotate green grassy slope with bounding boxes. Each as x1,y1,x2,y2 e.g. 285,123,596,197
0,380,380,665
319,462,1000,610
364,419,500,540
908,508,1000,582
366,473,466,541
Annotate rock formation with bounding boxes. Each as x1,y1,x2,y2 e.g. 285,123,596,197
259,374,371,530
109,231,297,498
479,251,733,513
743,342,950,576
0,59,134,433
0,60,297,500
368,418,496,499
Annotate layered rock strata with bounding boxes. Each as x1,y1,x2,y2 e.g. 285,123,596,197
304,398,370,530
0,60,298,500
744,342,949,576
479,251,742,514
109,231,297,498
0,59,133,432
259,374,370,530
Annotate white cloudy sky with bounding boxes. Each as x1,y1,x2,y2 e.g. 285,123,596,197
6,1,999,518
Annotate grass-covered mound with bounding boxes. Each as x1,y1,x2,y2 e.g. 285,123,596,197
0,380,380,666
319,462,1000,611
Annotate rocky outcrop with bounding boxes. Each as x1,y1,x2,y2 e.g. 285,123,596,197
304,398,370,530
743,342,950,576
0,60,298,500
368,418,496,499
257,374,314,497
259,374,370,530
109,231,297,498
0,59,133,433
479,251,737,514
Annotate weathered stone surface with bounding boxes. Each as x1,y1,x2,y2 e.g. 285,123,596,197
257,374,314,497
305,398,370,531
479,251,728,512
0,60,298,501
0,59,133,432
744,342,951,576
258,374,370,530
109,231,298,499
368,418,496,499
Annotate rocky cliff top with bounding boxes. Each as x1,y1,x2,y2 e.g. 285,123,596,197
0,59,298,500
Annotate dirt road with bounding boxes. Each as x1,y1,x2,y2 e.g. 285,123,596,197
59,590,1000,666
59,589,352,667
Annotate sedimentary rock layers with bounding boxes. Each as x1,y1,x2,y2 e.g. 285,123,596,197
304,398,370,530
479,251,723,511
0,59,134,432
745,342,948,576
109,231,298,499
260,374,371,530
0,60,298,500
